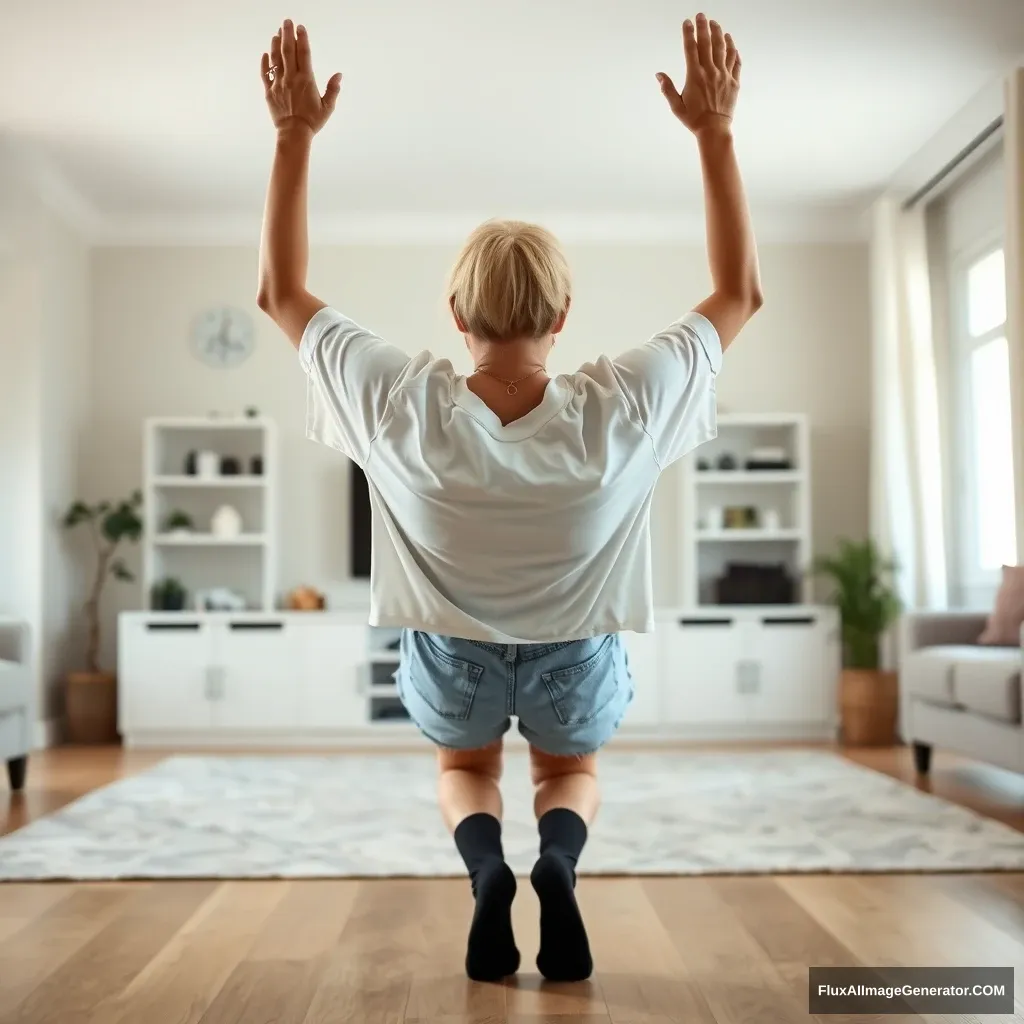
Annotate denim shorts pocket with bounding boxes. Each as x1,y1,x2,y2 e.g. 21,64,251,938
402,631,484,721
540,635,620,727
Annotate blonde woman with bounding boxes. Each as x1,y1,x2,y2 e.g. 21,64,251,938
258,13,760,983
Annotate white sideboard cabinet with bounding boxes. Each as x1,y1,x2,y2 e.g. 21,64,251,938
118,606,839,747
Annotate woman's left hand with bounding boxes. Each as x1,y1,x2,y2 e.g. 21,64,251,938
261,20,342,134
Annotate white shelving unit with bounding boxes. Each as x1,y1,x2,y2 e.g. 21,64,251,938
681,413,811,606
142,416,277,612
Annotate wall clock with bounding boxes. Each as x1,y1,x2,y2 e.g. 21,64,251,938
191,307,255,368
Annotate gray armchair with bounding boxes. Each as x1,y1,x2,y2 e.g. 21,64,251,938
0,618,32,789
900,611,1023,775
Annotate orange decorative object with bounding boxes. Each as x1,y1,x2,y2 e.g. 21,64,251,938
287,585,326,611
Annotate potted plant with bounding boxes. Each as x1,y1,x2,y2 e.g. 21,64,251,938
164,509,194,536
151,577,188,611
62,491,143,744
813,538,902,746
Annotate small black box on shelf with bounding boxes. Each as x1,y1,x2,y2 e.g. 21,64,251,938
715,562,795,605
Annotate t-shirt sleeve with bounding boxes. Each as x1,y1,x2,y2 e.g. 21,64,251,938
299,307,411,465
609,311,722,468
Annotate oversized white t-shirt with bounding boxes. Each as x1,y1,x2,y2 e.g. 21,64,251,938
300,308,721,643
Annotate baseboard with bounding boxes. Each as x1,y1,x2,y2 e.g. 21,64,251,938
33,718,62,750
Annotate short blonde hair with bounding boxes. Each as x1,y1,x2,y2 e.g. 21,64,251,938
448,220,571,342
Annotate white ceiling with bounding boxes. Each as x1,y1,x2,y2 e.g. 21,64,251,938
5,0,1023,243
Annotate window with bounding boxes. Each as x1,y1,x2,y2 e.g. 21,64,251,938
952,241,1016,595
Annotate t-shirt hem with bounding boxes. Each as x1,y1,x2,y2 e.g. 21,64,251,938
368,611,655,643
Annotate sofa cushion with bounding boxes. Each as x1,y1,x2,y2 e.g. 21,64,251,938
0,661,28,714
950,648,1022,723
979,565,1024,645
901,648,961,707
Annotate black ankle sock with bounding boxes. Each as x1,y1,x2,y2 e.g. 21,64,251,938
453,812,520,981
531,807,593,982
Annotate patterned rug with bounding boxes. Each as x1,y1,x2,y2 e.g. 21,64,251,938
2,750,1024,880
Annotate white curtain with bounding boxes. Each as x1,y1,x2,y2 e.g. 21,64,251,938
1006,68,1024,563
869,195,948,612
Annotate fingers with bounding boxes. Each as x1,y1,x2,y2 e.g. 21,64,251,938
682,19,699,70
281,19,296,76
695,12,713,68
656,72,685,118
295,23,311,74
321,72,343,115
260,51,272,94
270,31,283,78
725,31,738,70
710,19,726,69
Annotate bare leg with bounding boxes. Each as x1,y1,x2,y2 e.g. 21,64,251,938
437,740,504,832
530,748,600,823
437,741,519,981
529,747,598,982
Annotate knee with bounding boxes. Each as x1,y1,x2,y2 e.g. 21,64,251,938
437,740,504,782
529,746,598,786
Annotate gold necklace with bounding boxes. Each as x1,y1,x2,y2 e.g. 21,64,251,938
472,365,544,396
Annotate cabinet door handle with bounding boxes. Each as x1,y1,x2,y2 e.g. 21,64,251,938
736,659,761,694
146,622,200,631
205,666,226,700
229,621,284,631
761,616,815,627
679,618,734,627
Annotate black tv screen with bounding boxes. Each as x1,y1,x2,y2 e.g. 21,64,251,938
350,460,372,578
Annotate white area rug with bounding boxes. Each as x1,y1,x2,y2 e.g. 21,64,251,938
2,751,1024,880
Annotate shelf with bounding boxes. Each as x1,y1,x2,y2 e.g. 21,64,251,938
153,476,266,488
696,529,803,542
369,653,401,665
154,534,267,546
694,471,803,484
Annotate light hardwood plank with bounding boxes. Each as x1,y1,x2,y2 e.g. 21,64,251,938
646,876,810,1024
404,877,506,1023
93,880,287,1024
0,887,137,1017
197,959,321,1024
245,879,358,962
0,884,75,943
712,875,923,1024
304,879,427,1024
586,877,715,1024
7,881,217,1024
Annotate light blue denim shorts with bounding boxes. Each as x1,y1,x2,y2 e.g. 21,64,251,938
395,631,634,756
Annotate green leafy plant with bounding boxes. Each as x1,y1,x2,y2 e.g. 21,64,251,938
812,538,902,669
164,509,194,532
63,491,144,673
151,576,187,611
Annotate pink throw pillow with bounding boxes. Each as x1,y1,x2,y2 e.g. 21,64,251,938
979,565,1024,646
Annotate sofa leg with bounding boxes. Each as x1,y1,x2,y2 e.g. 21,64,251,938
912,742,932,775
6,756,27,791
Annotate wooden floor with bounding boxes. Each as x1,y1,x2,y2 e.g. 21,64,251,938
2,744,1024,1023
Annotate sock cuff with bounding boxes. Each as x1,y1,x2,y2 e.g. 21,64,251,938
454,812,504,852
537,807,588,856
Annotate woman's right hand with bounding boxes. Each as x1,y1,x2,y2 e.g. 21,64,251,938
657,14,740,135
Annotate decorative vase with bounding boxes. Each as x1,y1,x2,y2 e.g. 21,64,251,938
197,450,219,479
211,505,243,538
250,455,263,476
65,671,118,744
220,456,241,476
838,669,898,746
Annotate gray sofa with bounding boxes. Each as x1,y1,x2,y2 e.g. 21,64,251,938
0,618,31,790
900,611,1022,774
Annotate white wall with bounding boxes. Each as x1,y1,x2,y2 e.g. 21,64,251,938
88,241,871,665
0,144,91,733
38,211,91,717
